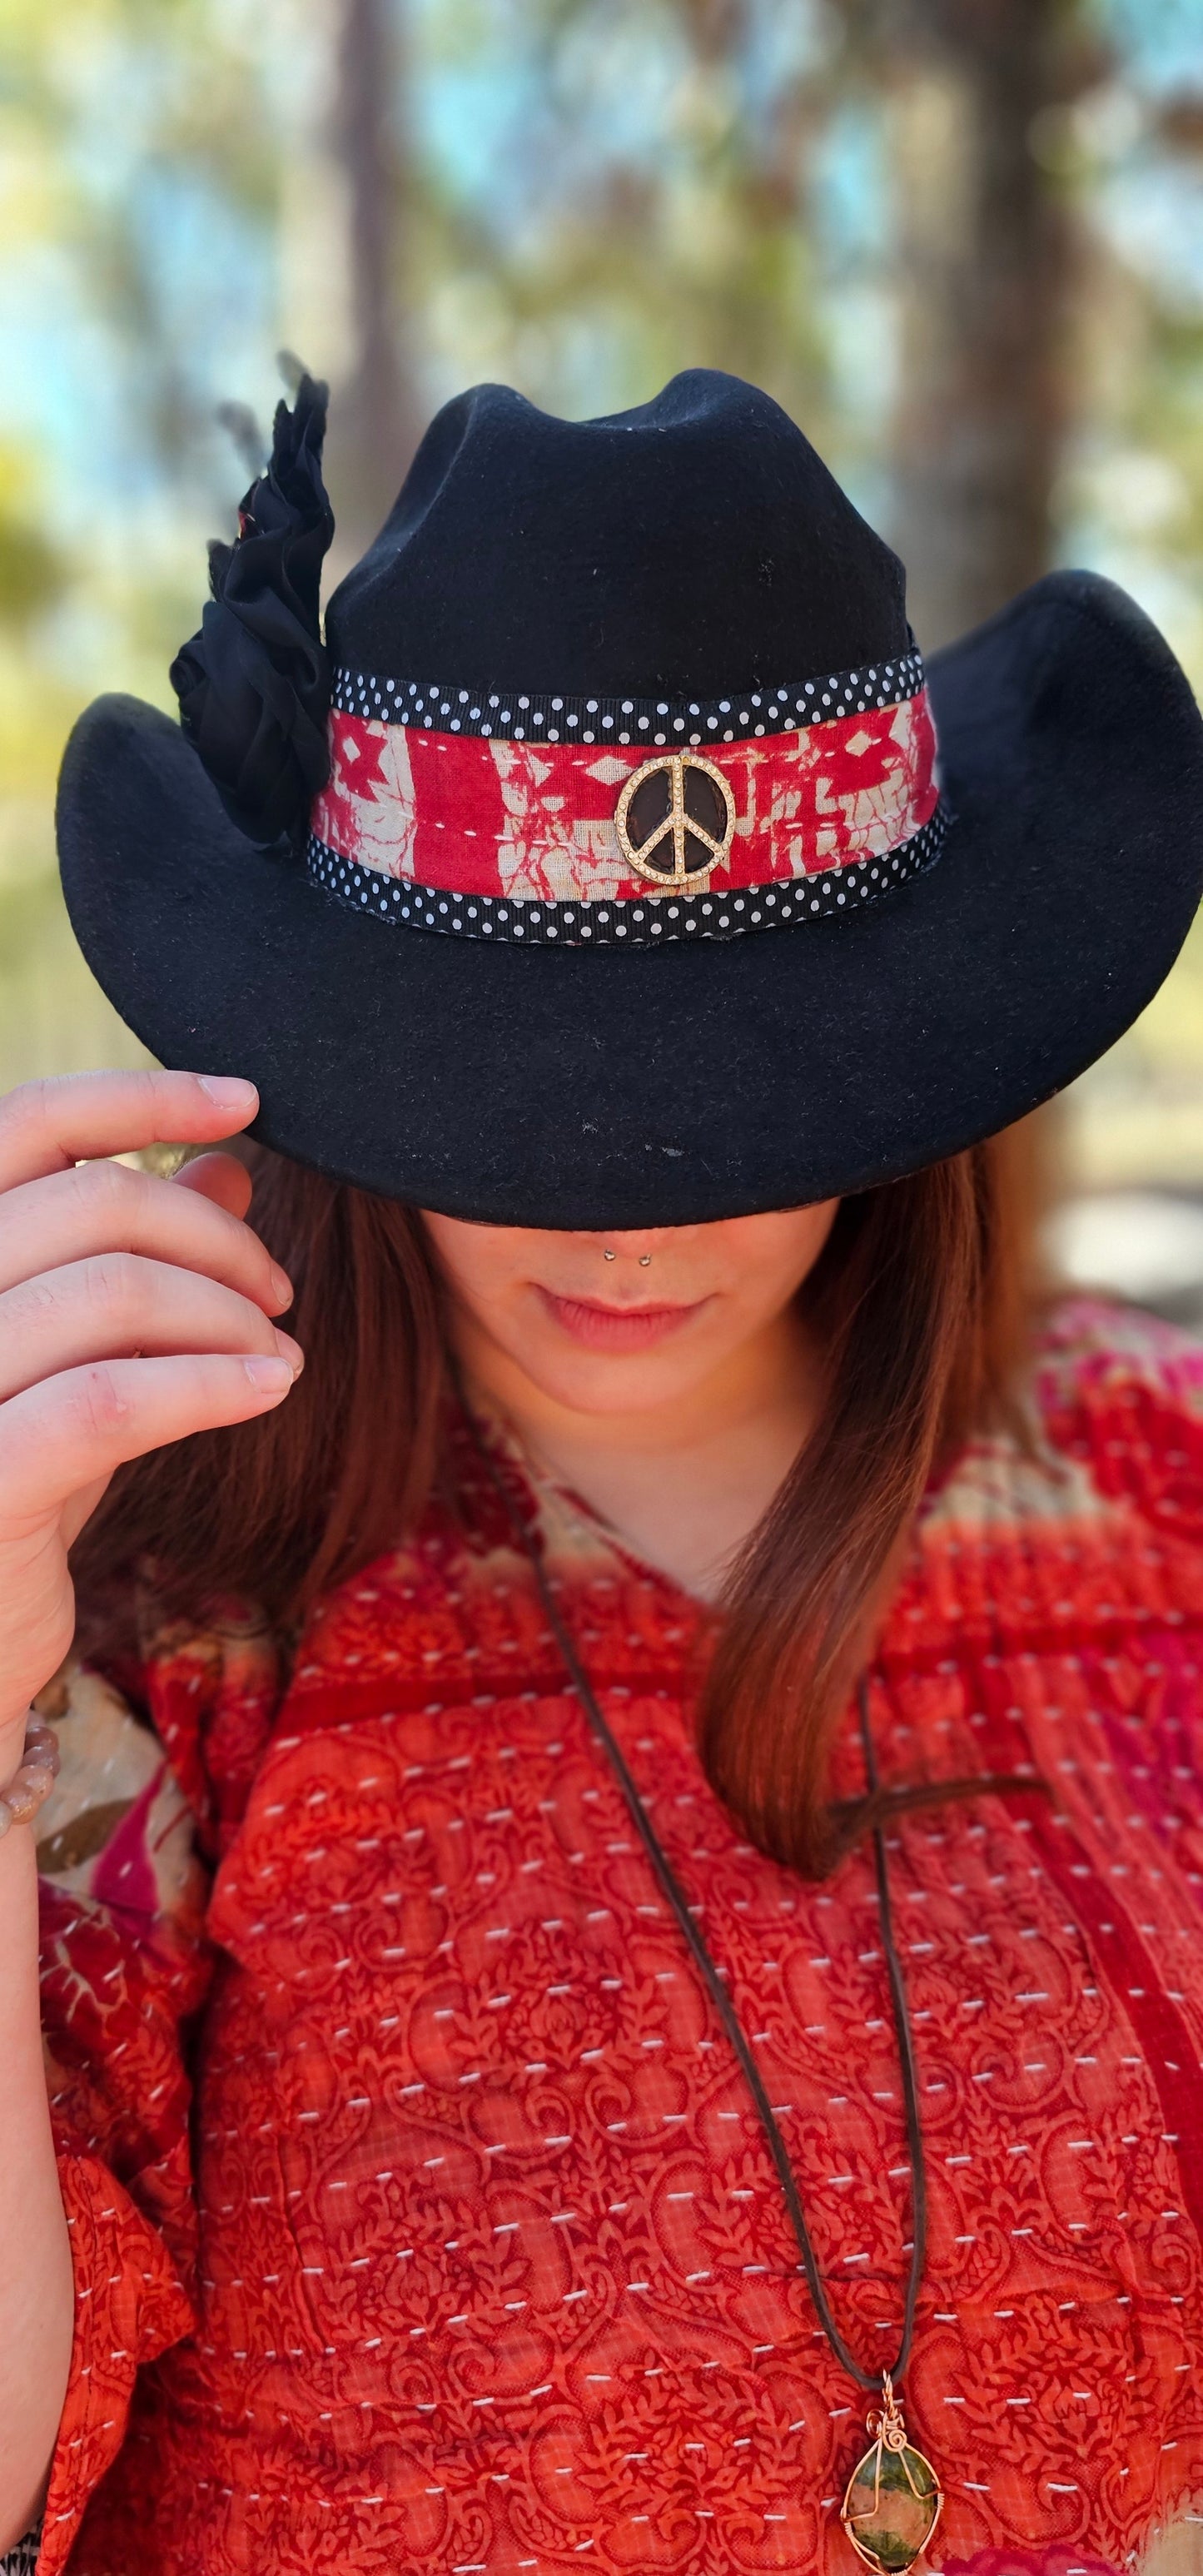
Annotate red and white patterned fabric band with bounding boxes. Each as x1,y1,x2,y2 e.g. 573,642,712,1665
307,649,945,945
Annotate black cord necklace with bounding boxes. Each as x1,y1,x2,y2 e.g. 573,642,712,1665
471,1423,945,2573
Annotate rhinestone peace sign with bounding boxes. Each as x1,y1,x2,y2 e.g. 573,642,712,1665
614,751,738,894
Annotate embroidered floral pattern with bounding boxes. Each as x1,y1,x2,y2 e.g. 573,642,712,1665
28,1303,1203,2575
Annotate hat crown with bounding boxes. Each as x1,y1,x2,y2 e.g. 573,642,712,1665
325,370,909,699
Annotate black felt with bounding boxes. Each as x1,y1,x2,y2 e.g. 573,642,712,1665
57,566,1203,1228
326,372,910,699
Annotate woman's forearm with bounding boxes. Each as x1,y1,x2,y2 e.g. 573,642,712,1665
0,1072,300,2554
0,1723,73,2552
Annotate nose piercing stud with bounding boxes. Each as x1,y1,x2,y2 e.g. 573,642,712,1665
639,1255,652,1268
603,1247,616,1261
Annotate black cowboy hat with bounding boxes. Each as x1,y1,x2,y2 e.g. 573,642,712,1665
57,369,1203,1228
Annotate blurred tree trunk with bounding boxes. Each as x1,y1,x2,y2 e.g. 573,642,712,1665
848,0,1102,648
326,0,421,551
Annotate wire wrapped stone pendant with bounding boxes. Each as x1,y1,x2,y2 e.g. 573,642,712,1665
839,2375,942,2572
469,1525,948,2576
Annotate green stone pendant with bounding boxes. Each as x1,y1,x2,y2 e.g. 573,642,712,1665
839,2375,943,2573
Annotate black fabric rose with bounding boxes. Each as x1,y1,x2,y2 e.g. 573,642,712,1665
171,373,335,846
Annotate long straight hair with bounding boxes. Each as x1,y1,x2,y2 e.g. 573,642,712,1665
73,1124,1041,1877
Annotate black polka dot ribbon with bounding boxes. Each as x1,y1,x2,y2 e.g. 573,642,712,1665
329,649,926,748
306,804,949,946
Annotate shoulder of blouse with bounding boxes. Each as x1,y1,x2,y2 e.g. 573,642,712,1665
1033,1286,1203,1394
1031,1290,1203,1507
47,1572,288,1868
915,1290,1203,1562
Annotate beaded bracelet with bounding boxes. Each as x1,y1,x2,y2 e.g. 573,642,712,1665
0,1718,60,1839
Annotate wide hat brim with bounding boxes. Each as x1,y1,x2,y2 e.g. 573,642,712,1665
58,569,1203,1228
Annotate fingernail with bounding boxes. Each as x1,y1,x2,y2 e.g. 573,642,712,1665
196,1075,258,1111
245,1355,292,1395
273,1330,305,1375
270,1264,294,1306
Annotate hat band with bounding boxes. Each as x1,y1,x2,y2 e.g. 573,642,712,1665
307,801,948,945
307,655,941,945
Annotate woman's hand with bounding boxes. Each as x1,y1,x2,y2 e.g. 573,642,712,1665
0,1068,301,1773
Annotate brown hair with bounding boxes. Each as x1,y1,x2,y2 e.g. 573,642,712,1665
73,1121,1042,1877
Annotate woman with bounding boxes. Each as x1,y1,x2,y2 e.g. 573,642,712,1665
0,369,1201,2574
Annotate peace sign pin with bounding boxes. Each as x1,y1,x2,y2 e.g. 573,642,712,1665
614,751,737,894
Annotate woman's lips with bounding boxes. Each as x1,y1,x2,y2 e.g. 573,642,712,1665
537,1289,707,1351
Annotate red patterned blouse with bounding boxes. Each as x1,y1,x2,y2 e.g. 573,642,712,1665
24,1300,1203,2576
